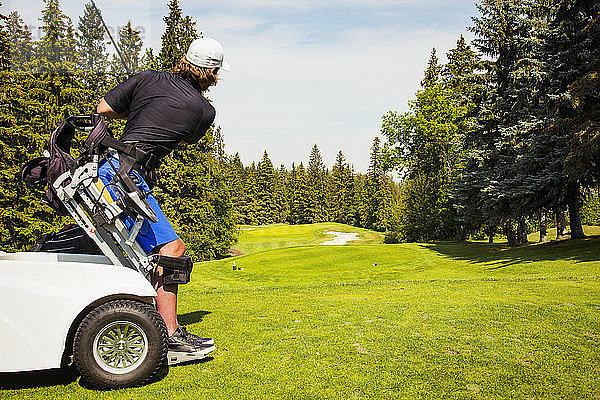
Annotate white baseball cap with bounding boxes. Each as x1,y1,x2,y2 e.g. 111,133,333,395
185,37,231,71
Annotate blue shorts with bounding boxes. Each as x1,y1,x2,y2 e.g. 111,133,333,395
98,157,179,254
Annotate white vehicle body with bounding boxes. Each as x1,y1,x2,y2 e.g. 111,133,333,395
0,252,156,373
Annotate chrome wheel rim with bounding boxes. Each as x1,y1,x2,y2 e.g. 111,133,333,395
92,321,148,374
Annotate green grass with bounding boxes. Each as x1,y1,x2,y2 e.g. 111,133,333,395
2,224,600,399
526,225,600,243
235,223,383,253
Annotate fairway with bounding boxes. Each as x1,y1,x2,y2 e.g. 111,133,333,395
2,224,599,399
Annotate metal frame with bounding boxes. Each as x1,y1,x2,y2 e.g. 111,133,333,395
53,157,154,280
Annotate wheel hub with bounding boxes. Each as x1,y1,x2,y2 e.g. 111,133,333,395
92,321,149,375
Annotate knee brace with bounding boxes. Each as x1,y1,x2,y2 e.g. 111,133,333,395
154,254,193,285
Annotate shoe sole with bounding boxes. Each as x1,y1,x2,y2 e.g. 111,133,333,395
167,345,216,366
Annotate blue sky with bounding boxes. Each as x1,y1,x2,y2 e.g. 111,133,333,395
4,0,479,172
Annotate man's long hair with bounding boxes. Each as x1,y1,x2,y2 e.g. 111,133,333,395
173,57,218,92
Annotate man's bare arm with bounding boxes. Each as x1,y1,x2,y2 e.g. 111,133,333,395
97,98,129,119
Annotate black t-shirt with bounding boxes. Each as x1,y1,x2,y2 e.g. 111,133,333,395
103,70,215,157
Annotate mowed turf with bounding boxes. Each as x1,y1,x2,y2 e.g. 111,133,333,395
2,224,599,399
235,222,383,253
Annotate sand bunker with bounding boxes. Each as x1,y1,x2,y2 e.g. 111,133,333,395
319,231,360,245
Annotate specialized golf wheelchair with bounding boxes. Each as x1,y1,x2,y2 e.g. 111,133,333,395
0,115,213,389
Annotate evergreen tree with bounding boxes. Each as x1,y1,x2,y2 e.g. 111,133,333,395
110,22,143,78
286,163,298,223
544,0,599,239
362,137,393,231
256,151,278,224
37,0,75,71
421,48,442,87
275,164,290,222
76,2,107,75
0,1,81,252
330,151,355,224
6,11,34,70
291,163,311,224
141,48,160,71
225,153,246,224
241,164,260,225
456,0,532,244
75,2,109,109
353,173,368,228
159,0,199,71
0,5,8,71
442,35,481,103
212,126,227,164
307,145,328,223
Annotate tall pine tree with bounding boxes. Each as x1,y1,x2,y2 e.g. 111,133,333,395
159,0,199,72
307,145,328,223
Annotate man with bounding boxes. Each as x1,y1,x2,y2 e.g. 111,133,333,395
96,37,230,355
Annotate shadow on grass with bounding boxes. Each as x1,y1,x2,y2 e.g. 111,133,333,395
422,235,600,268
178,310,211,325
0,366,78,390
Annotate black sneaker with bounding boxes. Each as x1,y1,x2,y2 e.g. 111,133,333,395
167,326,215,365
168,326,215,353
179,325,214,346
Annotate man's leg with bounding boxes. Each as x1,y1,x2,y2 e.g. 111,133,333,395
154,238,186,336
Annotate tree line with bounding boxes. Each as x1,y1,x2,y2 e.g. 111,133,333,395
217,140,400,231
381,0,599,245
5,0,594,254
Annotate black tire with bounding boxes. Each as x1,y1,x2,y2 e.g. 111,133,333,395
73,299,168,389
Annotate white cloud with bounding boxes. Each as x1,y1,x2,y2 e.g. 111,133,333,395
210,23,473,171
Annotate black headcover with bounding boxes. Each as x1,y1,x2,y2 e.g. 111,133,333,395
21,156,48,187
29,224,103,255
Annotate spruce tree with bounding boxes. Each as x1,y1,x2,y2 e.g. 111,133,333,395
363,137,393,232
457,0,531,243
307,145,328,223
421,48,442,87
141,48,160,71
353,173,368,228
75,2,109,109
0,5,8,71
241,164,260,225
544,0,599,239
6,11,34,70
0,2,81,252
159,0,199,72
76,2,107,75
275,164,290,223
256,151,278,224
331,151,354,224
287,163,298,224
110,22,143,78
225,153,246,224
292,163,311,224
